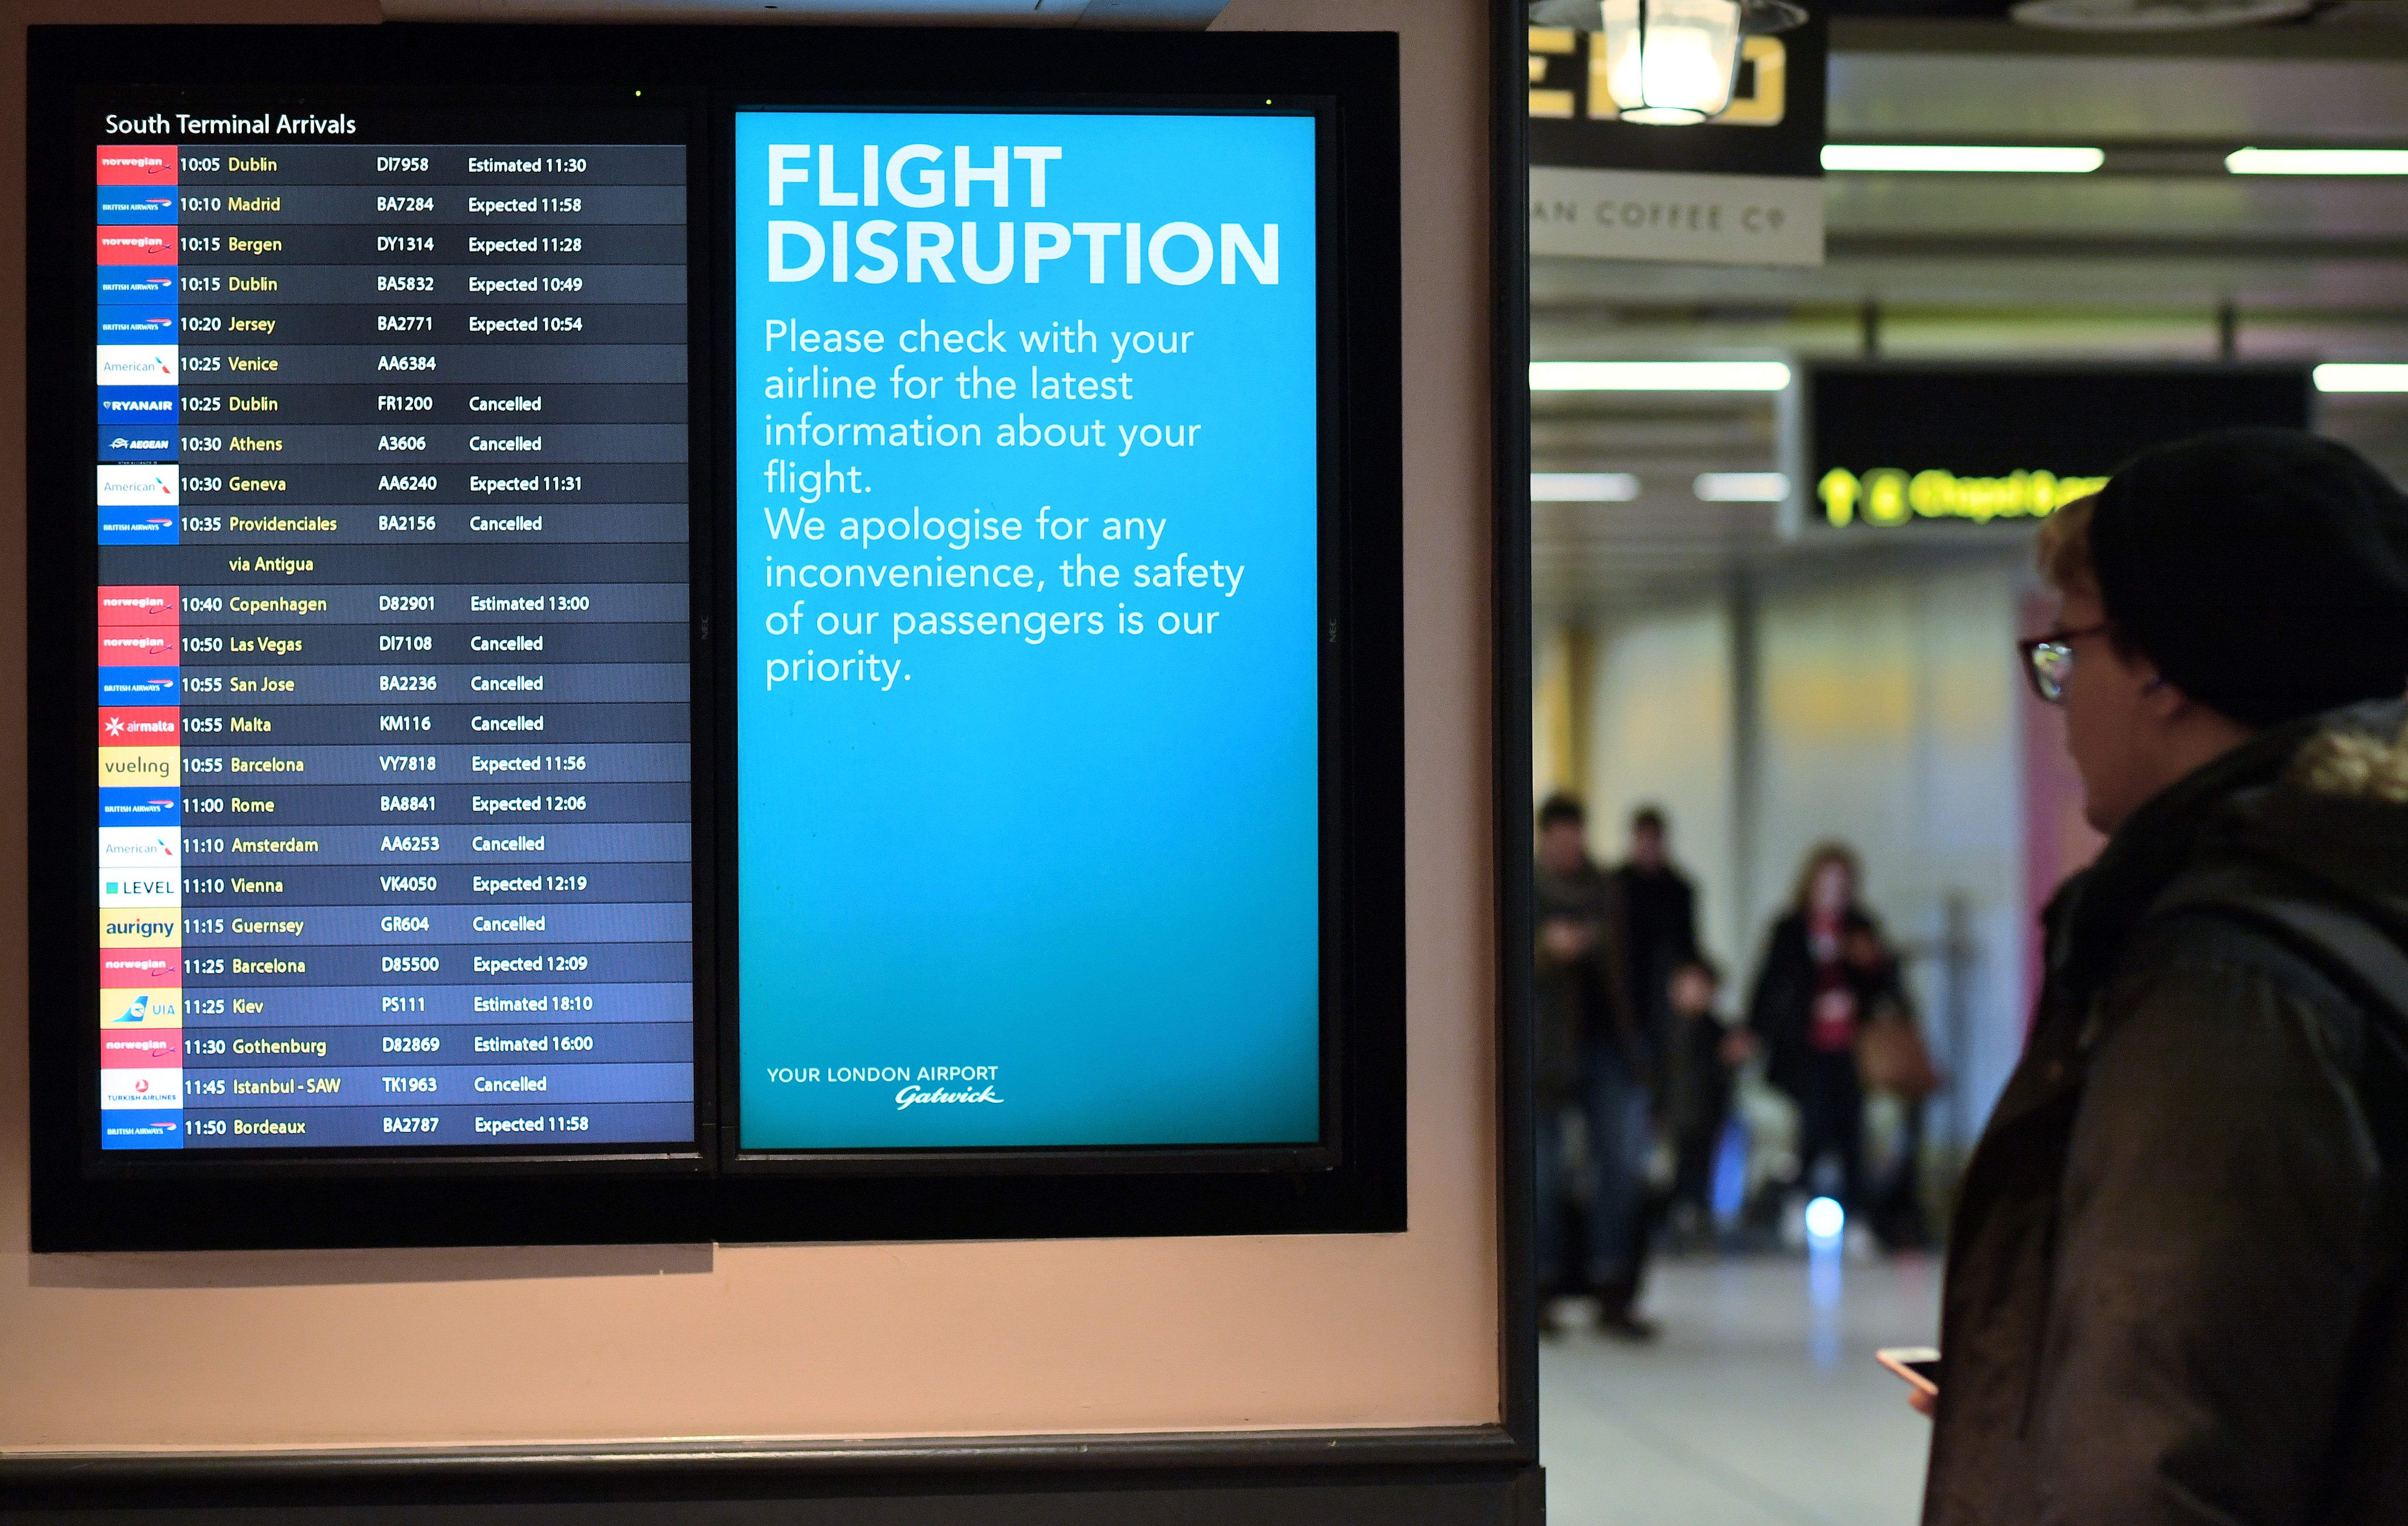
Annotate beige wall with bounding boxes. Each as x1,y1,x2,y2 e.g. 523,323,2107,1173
0,0,1500,1452
1579,602,1737,969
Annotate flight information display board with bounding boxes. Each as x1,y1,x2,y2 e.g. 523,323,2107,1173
88,119,697,1153
32,23,1403,1248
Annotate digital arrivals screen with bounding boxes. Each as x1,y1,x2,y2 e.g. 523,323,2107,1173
732,111,1326,1150
89,115,697,1153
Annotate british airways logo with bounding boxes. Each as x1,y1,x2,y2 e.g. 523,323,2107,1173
95,189,178,224
97,306,176,342
97,268,177,302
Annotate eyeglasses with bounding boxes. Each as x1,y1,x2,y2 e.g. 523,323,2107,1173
2017,622,2110,704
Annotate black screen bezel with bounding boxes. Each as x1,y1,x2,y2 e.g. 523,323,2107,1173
710,94,1346,1177
27,22,1403,1251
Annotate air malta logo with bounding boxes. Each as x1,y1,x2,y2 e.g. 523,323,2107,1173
99,711,180,744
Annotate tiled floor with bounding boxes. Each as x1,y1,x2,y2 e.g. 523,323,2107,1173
1541,1252,1944,1526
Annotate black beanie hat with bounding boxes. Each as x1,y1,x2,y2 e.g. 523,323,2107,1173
2087,428,2408,729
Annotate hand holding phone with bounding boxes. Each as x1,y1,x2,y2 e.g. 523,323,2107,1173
1878,1346,1940,1416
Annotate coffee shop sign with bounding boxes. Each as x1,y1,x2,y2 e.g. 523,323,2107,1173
1535,188,1792,238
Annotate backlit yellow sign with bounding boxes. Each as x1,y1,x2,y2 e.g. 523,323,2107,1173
1818,467,2107,527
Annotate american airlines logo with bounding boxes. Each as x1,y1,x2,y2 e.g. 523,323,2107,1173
96,465,179,505
94,347,177,385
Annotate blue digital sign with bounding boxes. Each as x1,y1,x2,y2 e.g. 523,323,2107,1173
733,110,1323,1150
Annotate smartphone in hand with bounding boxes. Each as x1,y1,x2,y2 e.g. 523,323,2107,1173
1877,1346,1941,1399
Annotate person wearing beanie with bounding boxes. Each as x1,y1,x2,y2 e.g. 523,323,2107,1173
1921,428,2408,1525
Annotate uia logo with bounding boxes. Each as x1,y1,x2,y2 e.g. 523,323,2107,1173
102,989,178,1025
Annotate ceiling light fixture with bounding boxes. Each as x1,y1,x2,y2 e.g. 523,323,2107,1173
1821,144,2105,173
1533,473,1643,502
2227,148,2408,176
2314,363,2408,393
1530,360,1792,392
1694,472,1789,502
1578,0,1806,126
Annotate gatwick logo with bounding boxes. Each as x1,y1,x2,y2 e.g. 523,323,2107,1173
894,1083,1004,1110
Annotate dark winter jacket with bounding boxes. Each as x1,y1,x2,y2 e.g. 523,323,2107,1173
1615,860,1700,1044
1534,859,1633,1104
1747,906,1901,1102
1924,702,2408,1526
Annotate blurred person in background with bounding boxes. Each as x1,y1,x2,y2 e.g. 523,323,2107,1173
1662,956,1753,1247
1615,805,1702,1061
1533,793,1640,1333
1923,430,2408,1524
1748,843,1906,1236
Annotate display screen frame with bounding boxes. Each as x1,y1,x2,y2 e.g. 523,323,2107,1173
713,94,1351,1176
26,23,1405,1250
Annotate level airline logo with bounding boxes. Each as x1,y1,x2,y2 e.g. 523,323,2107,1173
99,874,179,908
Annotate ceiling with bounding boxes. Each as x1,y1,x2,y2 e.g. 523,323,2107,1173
1533,23,2408,622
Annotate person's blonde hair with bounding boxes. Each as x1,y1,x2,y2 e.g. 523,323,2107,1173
2036,494,2100,597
